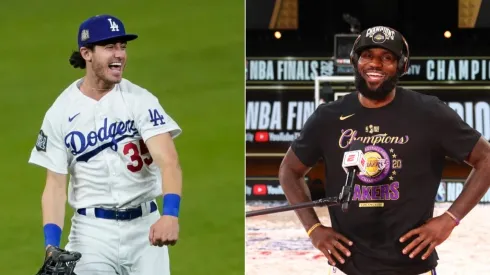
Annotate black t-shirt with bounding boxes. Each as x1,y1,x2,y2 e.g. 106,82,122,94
291,87,481,275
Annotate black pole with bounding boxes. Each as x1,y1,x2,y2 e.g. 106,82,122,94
245,197,341,217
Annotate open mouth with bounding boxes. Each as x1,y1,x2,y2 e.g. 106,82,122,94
108,62,122,72
365,71,385,81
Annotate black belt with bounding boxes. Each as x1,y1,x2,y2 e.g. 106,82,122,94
77,201,158,221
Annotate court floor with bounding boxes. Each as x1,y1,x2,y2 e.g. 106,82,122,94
246,202,490,275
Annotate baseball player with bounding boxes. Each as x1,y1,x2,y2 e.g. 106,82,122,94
279,26,490,275
29,14,182,275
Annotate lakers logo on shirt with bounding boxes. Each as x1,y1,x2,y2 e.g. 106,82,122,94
358,146,390,184
338,125,408,205
352,146,401,203
364,151,387,177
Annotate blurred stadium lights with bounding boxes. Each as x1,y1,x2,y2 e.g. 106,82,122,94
444,30,452,38
246,0,490,57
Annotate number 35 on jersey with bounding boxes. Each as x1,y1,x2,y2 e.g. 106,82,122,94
122,109,166,172
123,109,166,173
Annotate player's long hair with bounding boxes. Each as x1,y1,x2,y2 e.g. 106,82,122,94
69,45,95,69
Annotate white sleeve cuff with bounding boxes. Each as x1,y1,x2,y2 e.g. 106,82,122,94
141,125,182,143
28,154,68,175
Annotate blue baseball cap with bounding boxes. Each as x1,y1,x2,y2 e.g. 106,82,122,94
77,14,138,48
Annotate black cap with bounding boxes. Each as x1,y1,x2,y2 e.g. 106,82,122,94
352,26,405,58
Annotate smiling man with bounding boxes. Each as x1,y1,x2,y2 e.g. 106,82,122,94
278,26,490,275
30,14,183,275
353,26,402,103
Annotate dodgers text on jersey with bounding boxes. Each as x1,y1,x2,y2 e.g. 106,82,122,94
65,118,138,162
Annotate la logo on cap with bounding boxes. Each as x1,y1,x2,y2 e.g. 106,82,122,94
108,18,119,32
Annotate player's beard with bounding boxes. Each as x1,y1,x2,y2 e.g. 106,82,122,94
91,59,121,87
354,69,398,100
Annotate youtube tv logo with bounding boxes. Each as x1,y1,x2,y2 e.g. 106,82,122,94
246,178,293,201
253,184,267,195
255,131,269,142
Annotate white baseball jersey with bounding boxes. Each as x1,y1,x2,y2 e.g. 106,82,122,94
28,78,182,209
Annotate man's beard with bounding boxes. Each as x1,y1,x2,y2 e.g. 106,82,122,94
91,60,121,87
354,69,398,100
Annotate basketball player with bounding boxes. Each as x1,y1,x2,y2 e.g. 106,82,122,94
28,14,182,274
279,26,490,275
